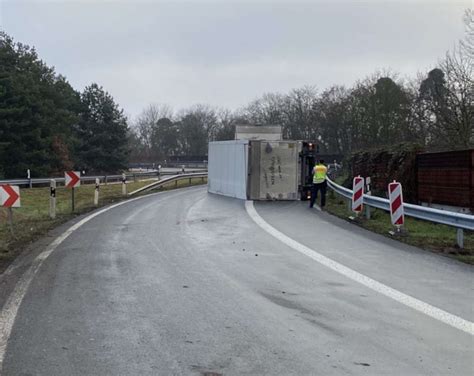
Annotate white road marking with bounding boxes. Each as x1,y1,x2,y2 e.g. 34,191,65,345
245,200,474,335
0,188,194,371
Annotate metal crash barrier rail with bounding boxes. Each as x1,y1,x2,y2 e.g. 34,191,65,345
128,172,208,197
327,177,473,248
0,169,207,188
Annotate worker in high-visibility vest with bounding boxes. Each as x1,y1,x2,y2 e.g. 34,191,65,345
309,159,328,209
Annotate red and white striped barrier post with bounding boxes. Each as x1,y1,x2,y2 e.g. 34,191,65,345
388,180,404,231
352,176,364,214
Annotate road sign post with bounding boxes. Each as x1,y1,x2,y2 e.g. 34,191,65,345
7,207,13,235
49,179,56,219
65,171,80,213
94,178,100,206
71,187,75,212
1,184,21,236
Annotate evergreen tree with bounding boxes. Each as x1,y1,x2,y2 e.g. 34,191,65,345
75,83,129,173
0,32,79,178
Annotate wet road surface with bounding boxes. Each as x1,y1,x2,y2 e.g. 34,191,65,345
1,186,473,375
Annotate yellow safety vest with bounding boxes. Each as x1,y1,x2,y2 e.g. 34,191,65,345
313,164,327,184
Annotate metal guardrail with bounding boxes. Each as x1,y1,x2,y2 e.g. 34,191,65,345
128,172,208,196
0,169,207,188
327,178,474,231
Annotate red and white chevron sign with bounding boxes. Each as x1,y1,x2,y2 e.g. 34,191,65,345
352,176,364,212
388,181,404,226
65,171,81,188
0,185,20,208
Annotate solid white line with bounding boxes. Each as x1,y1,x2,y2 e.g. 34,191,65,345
0,188,194,371
245,200,474,335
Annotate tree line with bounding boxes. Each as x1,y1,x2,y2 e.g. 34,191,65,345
130,10,472,162
131,53,472,162
0,32,129,178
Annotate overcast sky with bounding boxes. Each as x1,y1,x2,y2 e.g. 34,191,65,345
0,0,470,119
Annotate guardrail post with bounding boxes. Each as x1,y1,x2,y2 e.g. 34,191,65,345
189,177,192,186
365,205,371,220
175,179,178,188
49,179,56,219
104,175,108,185
94,178,100,206
456,228,464,249
365,178,371,219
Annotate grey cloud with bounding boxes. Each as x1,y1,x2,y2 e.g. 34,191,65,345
1,0,469,118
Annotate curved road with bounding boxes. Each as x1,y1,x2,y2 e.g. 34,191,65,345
1,186,472,375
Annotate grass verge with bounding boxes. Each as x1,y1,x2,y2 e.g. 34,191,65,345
0,177,207,273
324,190,474,264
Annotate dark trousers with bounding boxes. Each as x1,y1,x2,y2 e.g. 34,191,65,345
310,181,327,208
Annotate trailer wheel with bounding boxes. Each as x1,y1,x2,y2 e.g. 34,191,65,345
301,190,310,201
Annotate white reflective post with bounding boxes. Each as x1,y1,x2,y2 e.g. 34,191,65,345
122,173,127,196
365,176,371,220
49,179,56,219
94,178,100,206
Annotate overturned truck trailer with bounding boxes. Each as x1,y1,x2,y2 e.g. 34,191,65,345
208,140,301,200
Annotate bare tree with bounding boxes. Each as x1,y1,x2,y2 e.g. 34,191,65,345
461,8,474,60
281,86,318,140
417,47,473,150
215,108,240,140
132,104,173,161
438,48,473,148
176,105,218,155
313,85,351,154
242,92,285,126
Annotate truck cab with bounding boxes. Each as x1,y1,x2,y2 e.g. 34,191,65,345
299,141,318,200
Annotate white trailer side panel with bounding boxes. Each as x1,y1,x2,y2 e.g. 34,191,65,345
208,140,248,199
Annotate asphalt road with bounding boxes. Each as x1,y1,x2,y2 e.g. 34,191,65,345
1,186,473,375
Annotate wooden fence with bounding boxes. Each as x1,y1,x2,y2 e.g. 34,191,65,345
417,149,473,212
